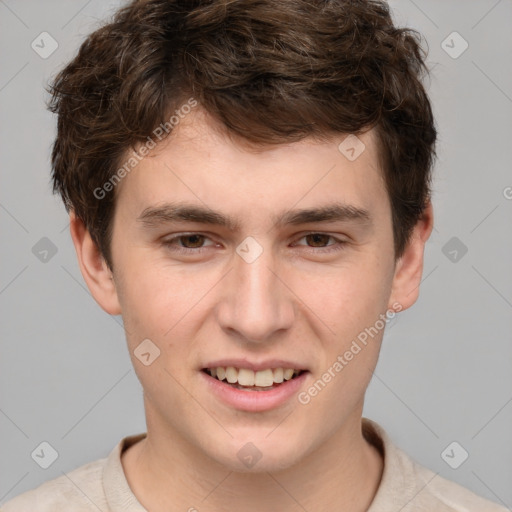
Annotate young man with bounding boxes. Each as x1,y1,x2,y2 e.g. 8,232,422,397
3,0,507,510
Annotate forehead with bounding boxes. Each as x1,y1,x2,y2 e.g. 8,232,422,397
115,108,389,225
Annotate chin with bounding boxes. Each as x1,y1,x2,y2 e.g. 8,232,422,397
208,431,311,474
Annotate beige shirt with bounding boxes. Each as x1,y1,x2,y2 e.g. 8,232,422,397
2,418,507,511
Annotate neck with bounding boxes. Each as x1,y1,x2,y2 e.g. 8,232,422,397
122,409,383,512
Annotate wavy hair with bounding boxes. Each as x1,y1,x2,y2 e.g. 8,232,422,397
48,0,436,269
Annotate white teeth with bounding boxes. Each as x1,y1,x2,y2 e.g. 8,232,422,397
283,368,294,381
273,367,284,383
254,369,274,387
225,366,238,384
238,368,255,386
207,366,302,387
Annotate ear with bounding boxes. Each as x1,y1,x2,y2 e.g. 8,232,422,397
69,211,122,315
388,201,434,311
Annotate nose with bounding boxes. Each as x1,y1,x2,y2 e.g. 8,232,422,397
215,244,295,343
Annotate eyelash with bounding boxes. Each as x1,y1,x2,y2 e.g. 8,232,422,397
162,232,348,255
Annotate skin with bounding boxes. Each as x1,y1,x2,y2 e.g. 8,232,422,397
70,108,433,512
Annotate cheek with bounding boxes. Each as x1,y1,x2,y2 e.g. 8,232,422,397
115,265,201,402
320,260,394,383
116,258,202,333
296,258,393,336
294,266,391,420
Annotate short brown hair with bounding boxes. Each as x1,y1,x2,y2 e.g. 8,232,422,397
48,0,436,270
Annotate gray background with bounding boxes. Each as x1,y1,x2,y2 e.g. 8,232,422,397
1,0,511,507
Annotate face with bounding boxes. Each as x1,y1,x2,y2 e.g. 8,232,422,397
86,108,423,472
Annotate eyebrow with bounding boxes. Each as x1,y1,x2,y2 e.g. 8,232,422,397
137,201,371,231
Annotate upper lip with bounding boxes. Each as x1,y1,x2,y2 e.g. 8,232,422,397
202,359,308,372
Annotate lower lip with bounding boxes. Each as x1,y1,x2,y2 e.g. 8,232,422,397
200,370,309,412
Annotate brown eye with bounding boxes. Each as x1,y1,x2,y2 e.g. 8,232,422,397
304,234,332,247
162,233,215,254
178,234,206,248
293,233,348,254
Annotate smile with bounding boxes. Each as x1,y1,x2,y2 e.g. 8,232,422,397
202,367,304,390
201,366,309,411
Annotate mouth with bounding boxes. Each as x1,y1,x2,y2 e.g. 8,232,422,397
201,366,306,391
